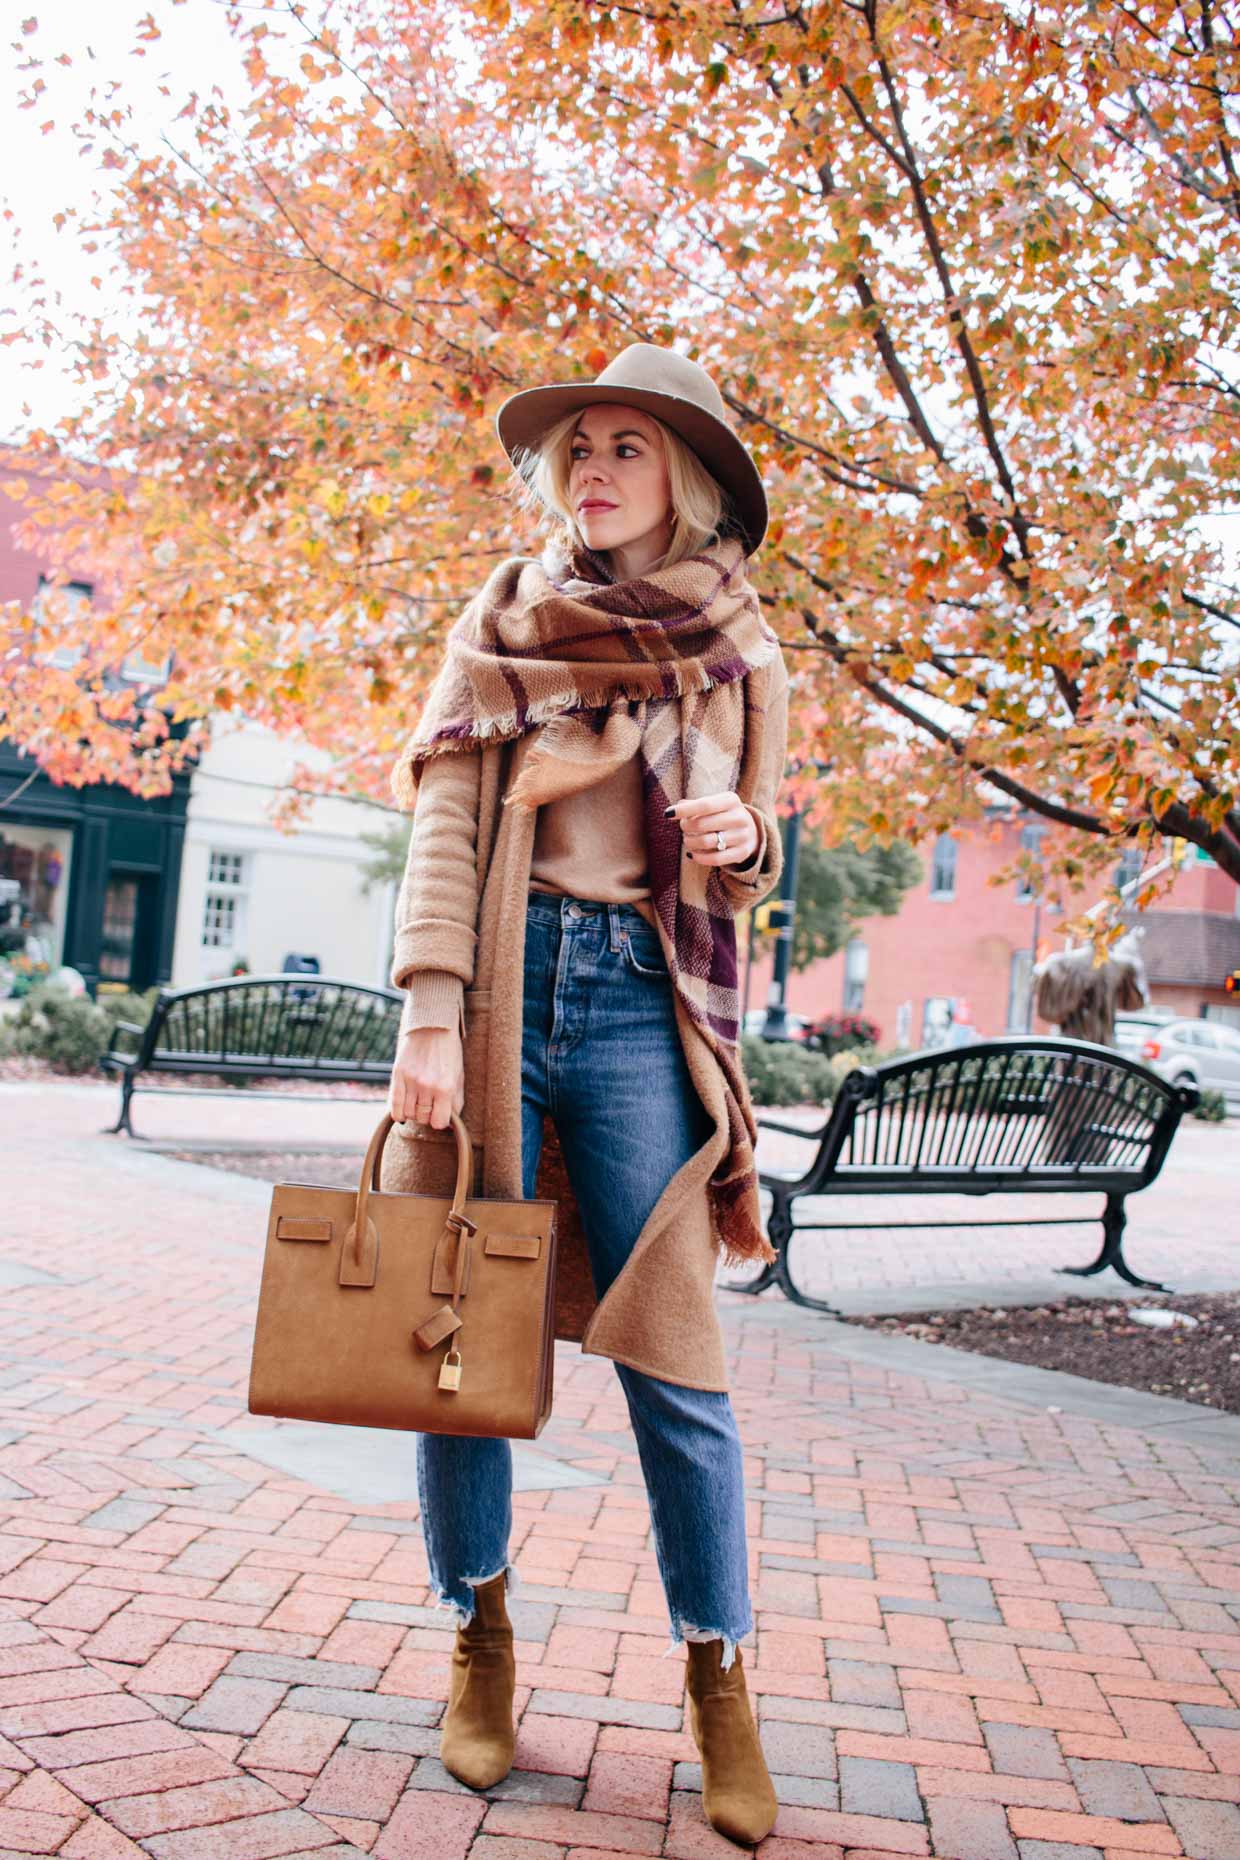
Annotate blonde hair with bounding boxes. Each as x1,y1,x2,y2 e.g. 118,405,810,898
503,405,742,573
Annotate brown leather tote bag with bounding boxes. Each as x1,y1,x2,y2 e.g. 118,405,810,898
248,1109,559,1439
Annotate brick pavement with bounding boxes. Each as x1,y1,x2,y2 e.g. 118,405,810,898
70,1073,1239,1304
4,1078,1240,1857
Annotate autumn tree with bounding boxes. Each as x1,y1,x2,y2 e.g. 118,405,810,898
5,0,1237,899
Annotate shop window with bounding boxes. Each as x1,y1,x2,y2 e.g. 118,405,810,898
35,576,93,669
929,834,956,900
202,850,249,951
842,937,868,1013
1115,842,1144,893
894,1000,913,1049
922,996,954,1045
99,878,139,982
98,869,159,990
120,646,173,685
1007,948,1033,1030
0,826,73,990
1016,824,1044,902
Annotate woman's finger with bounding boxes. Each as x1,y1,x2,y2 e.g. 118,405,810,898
686,814,758,863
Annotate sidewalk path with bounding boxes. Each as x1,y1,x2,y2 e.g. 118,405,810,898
1,1079,1238,1858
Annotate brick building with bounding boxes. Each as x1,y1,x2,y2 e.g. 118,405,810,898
748,813,1240,1050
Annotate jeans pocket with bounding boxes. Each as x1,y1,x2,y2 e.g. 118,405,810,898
622,929,671,979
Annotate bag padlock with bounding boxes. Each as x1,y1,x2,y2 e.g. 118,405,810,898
438,1347,462,1392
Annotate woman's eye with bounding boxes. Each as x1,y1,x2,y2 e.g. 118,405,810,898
571,444,638,459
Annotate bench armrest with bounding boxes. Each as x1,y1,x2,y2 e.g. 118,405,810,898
756,1114,830,1141
104,1019,147,1063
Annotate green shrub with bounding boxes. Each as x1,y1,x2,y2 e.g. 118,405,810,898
740,1032,841,1108
831,1044,884,1079
1192,1087,1229,1123
6,982,112,1074
96,987,158,1030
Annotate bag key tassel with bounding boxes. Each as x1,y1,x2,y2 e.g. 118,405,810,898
433,1202,473,1393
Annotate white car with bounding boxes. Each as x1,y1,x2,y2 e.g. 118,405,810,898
1113,1009,1177,1055
1129,1017,1240,1109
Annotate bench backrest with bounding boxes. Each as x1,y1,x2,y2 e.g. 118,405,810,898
138,975,403,1079
803,1037,1192,1197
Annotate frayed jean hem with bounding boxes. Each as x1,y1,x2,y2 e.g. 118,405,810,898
662,1616,750,1672
428,1560,520,1631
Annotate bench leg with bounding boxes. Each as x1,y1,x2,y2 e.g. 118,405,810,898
728,1193,843,1314
101,1075,137,1138
1058,1193,1171,1294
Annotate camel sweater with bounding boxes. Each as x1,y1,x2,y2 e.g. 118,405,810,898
396,744,770,1037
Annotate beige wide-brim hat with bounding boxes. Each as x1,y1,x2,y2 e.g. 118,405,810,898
494,340,768,557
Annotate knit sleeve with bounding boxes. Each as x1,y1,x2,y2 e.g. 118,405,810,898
715,652,789,915
399,970,466,1041
389,744,482,1000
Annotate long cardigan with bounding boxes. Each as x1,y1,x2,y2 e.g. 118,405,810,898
379,648,790,1392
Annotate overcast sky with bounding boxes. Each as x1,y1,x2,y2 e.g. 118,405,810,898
3,1,263,431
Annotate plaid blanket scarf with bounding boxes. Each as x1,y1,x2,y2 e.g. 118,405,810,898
391,531,784,1267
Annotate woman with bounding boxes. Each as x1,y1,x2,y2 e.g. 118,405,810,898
384,342,789,1845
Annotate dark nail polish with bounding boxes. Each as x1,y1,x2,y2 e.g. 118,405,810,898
663,805,675,817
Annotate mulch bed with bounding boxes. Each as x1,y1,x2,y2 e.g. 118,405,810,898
162,1148,362,1186
842,1292,1240,1415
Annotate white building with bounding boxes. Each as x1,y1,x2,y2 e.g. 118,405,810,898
170,717,401,993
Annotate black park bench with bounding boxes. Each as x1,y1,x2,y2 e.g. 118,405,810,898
100,974,403,1138
733,1036,1199,1309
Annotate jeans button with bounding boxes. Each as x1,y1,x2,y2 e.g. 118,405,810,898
567,902,581,918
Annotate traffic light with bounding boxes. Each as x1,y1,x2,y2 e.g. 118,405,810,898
752,900,793,935
1226,970,1240,996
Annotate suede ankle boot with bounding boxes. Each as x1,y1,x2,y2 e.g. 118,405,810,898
438,1570,516,1789
684,1638,777,1845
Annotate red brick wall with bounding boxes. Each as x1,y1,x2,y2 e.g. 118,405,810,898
0,465,101,604
761,821,1238,1048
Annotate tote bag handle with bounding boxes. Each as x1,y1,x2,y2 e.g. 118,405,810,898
348,1110,477,1274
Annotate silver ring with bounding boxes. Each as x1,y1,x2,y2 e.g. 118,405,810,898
715,830,726,852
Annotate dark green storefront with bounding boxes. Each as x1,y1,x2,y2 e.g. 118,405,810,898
0,746,190,996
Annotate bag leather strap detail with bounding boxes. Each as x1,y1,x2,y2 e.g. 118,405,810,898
412,1304,464,1352
339,1216,378,1287
484,1232,541,1259
276,1215,333,1243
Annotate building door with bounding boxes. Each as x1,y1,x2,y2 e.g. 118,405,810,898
98,869,160,992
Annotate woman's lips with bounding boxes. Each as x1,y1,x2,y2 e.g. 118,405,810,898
579,500,616,511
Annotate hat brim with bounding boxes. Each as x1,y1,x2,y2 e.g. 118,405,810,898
494,381,768,557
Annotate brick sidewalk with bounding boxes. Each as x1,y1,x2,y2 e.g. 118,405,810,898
5,1080,1240,1858
62,1073,1240,1302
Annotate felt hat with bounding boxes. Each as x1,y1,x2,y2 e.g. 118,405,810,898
494,340,768,556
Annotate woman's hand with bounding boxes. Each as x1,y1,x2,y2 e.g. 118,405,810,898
388,1024,465,1131
664,791,760,867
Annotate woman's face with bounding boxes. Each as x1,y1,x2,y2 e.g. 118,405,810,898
566,402,673,579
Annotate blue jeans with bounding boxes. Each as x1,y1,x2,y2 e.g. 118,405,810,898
414,887,754,1668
